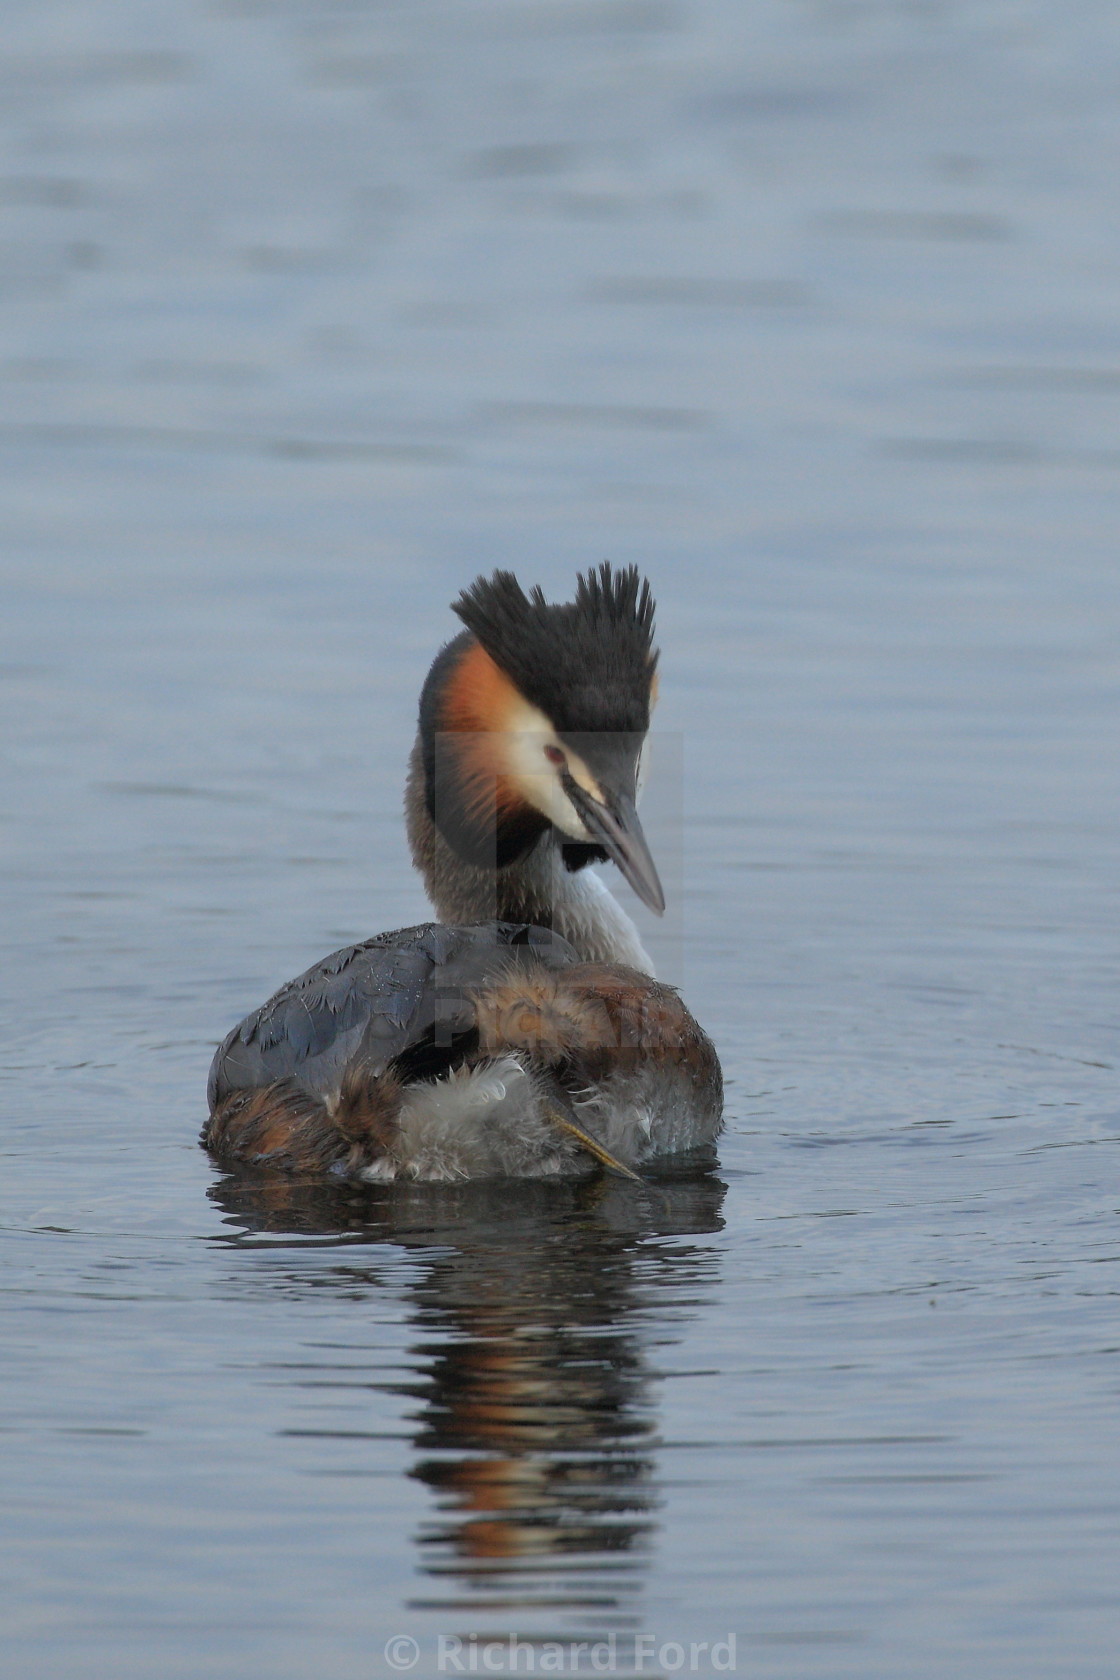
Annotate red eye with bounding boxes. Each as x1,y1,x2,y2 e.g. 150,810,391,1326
544,744,565,766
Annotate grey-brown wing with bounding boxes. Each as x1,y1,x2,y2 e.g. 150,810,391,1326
207,921,576,1108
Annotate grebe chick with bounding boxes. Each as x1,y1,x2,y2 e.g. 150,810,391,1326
204,565,722,1181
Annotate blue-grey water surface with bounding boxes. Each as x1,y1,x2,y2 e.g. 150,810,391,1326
4,3,1120,1676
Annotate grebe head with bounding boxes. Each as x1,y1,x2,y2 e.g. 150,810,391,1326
417,564,665,913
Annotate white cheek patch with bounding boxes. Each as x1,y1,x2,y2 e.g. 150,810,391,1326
507,732,589,839
501,695,603,840
563,746,605,805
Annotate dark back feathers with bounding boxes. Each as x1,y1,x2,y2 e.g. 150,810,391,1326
208,922,580,1108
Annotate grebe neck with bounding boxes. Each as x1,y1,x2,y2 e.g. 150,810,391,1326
404,738,654,972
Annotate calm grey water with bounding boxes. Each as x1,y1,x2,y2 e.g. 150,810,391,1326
4,3,1120,1676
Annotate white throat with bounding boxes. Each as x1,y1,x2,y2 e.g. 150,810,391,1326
496,836,656,973
405,740,654,972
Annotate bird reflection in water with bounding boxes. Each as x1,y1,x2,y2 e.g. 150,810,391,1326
209,1166,725,1635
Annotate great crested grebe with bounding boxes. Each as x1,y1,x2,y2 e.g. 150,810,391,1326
203,565,722,1181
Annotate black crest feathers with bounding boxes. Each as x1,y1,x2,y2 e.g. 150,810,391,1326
451,564,658,736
